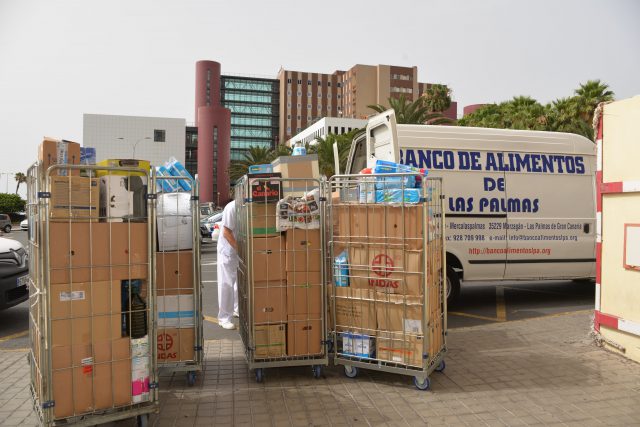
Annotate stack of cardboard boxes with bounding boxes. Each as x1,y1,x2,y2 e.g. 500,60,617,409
249,155,324,359
36,139,152,418
156,191,195,363
332,200,437,367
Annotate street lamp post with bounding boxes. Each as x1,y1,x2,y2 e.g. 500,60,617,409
117,136,151,159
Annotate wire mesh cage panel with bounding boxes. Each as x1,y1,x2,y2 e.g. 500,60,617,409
154,175,203,387
327,173,446,390
27,161,159,426
236,176,328,382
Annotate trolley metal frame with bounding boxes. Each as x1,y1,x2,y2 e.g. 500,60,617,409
27,162,159,426
154,175,203,386
327,173,447,390
236,176,329,382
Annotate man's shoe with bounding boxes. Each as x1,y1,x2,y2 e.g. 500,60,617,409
219,320,236,330
233,311,239,318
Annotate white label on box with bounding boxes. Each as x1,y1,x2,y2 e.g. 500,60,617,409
392,355,404,362
81,357,93,366
60,291,85,301
157,295,195,328
404,319,422,334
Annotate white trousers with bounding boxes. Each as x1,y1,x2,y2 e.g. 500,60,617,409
217,251,238,323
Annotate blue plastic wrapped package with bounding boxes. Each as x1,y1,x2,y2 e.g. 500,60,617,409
373,159,414,174
358,178,376,203
292,143,307,156
340,333,375,358
166,157,193,191
375,188,422,204
334,250,350,287
374,175,416,190
156,166,180,193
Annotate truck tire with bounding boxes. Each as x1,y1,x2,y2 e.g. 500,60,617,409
446,265,461,306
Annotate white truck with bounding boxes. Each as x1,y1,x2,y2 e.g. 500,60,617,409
344,110,596,303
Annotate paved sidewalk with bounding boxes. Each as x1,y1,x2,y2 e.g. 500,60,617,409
3,311,640,426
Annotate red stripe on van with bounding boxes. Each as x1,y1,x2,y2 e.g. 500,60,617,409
594,310,619,332
601,182,623,194
595,242,602,284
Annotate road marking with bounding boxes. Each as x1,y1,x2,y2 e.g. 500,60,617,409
203,315,218,324
451,309,593,331
0,330,28,343
0,348,29,352
496,286,507,322
449,311,503,322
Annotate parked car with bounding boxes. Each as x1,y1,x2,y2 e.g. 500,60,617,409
0,236,29,310
200,212,222,238
0,214,11,233
20,219,28,231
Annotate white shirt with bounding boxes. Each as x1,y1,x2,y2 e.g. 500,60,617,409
217,200,237,257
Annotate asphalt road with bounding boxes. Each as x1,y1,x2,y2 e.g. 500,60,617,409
0,229,596,348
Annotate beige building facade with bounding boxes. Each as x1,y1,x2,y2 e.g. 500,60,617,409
278,64,453,144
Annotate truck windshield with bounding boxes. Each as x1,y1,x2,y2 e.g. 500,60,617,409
349,137,367,174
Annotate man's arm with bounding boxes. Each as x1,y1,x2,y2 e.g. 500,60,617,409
223,226,237,251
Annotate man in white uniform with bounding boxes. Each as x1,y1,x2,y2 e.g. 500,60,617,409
217,199,239,330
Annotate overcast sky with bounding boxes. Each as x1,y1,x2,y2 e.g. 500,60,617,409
0,0,638,191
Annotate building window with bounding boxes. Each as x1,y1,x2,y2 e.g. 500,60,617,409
297,79,302,84
297,115,301,120
317,81,321,86
318,93,322,98
297,91,301,96
337,83,341,88
307,80,311,85
307,104,311,109
287,91,291,95
154,129,166,142
307,116,311,121
328,106,331,110
287,115,291,119
337,94,341,99
328,94,331,98
328,82,331,87
334,127,338,134
307,92,311,97
287,126,291,132
287,78,291,83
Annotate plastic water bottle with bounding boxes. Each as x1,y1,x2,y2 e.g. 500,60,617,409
292,142,306,156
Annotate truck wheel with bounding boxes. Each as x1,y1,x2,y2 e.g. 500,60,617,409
3,224,10,233
446,265,460,306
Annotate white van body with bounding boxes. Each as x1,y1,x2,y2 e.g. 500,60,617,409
345,110,596,300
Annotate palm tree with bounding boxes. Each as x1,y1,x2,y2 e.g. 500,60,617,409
229,146,275,183
307,130,358,177
422,84,452,114
369,94,455,125
574,80,614,122
14,172,26,194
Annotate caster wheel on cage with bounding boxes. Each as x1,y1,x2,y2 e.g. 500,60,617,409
343,365,358,379
312,365,322,379
435,360,446,372
136,414,149,427
413,376,430,391
255,368,264,383
187,371,196,386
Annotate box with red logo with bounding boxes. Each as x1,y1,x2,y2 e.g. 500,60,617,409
156,328,195,362
347,244,424,296
248,173,282,203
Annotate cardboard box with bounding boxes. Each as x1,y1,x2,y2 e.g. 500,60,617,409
157,295,195,328
285,229,322,272
340,332,375,358
52,314,121,349
252,236,285,281
248,173,282,203
99,175,148,221
250,203,279,236
156,251,194,295
39,138,81,176
286,271,322,315
253,283,287,324
287,314,322,356
348,244,424,295
48,222,148,284
157,328,195,362
334,204,424,249
52,366,94,418
375,292,423,335
254,324,286,358
271,155,320,197
157,192,193,251
49,176,99,221
376,332,425,368
50,281,121,320
93,337,130,365
333,286,377,335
